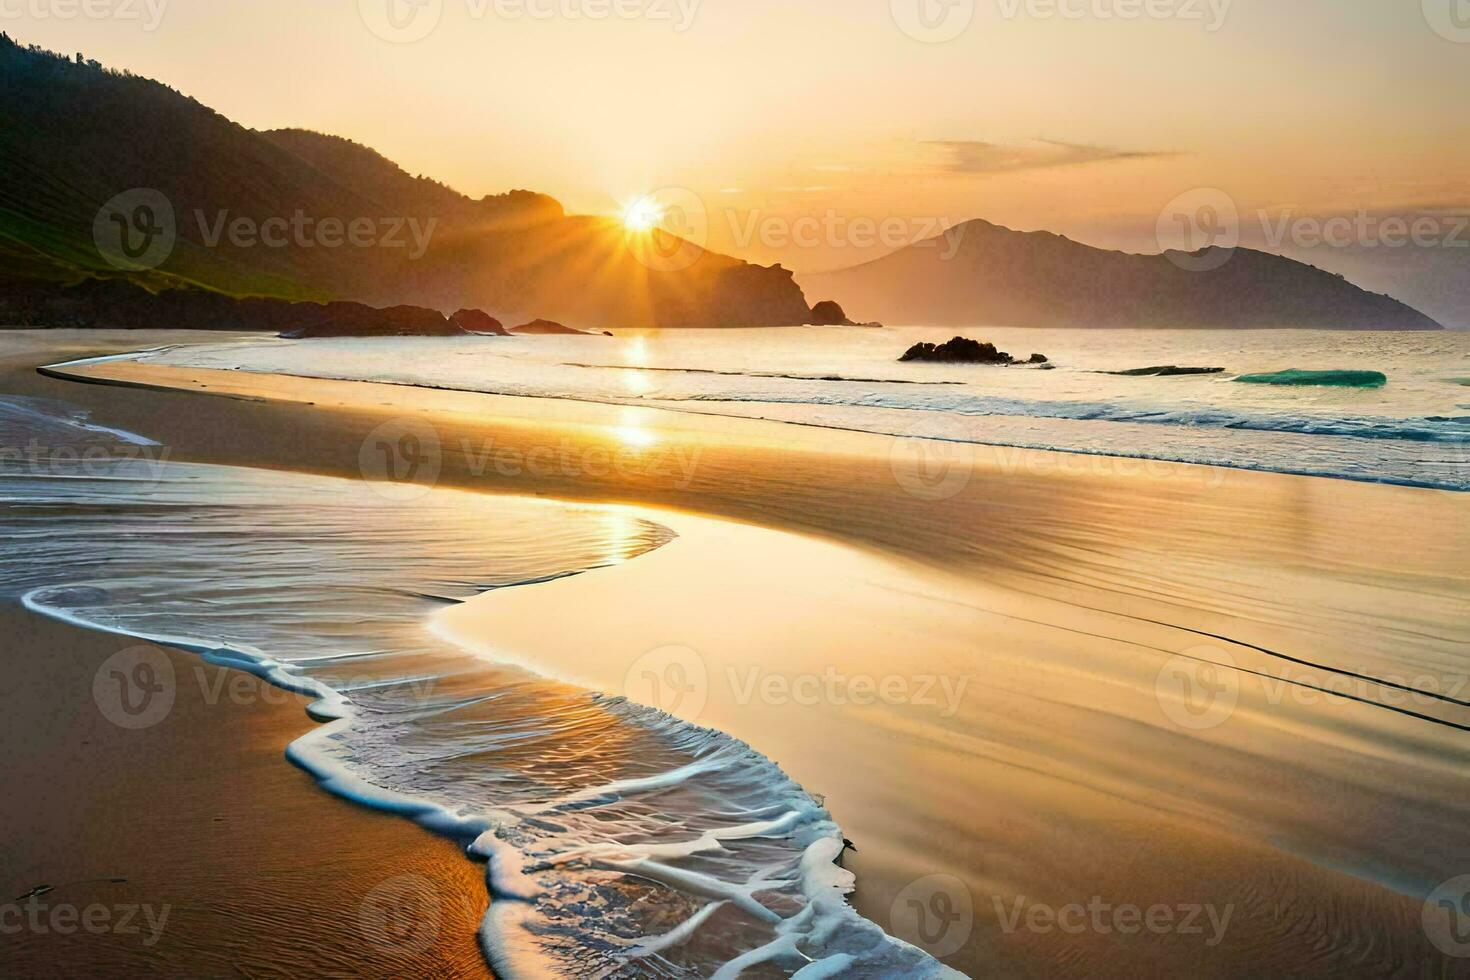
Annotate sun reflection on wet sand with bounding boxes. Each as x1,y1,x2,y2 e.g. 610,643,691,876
614,406,660,448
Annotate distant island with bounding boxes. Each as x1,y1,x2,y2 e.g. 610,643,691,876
799,219,1442,331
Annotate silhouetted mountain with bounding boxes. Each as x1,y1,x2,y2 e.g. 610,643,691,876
798,219,1442,330
279,302,471,339
0,274,490,338
0,34,811,327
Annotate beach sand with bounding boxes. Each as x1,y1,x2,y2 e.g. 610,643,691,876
0,607,491,979
4,330,1469,977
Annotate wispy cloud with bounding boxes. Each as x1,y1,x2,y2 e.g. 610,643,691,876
923,139,1176,176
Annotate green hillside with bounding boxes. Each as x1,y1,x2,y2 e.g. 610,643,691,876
0,33,811,327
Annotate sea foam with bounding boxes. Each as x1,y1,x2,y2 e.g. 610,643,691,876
0,399,962,978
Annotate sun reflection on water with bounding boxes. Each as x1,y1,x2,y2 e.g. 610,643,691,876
623,336,650,367
621,369,655,396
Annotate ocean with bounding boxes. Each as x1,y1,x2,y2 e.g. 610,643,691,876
5,325,1466,977
126,326,1470,492
0,392,957,978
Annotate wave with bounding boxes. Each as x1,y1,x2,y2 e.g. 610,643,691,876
45,346,1470,491
1101,366,1226,377
0,405,961,978
669,388,1469,446
560,361,967,386
0,393,161,447
93,345,1470,447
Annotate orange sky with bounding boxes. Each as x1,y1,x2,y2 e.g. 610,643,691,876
12,0,1469,272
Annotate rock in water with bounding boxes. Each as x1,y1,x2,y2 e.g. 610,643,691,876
450,309,508,335
810,300,854,326
899,336,1030,365
809,300,883,328
281,303,467,339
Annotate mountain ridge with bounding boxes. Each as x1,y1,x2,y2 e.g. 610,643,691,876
797,218,1442,330
0,33,1442,331
0,34,812,328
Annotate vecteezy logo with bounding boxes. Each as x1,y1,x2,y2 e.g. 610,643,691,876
1155,645,1239,731
93,189,176,272
1424,875,1470,957
93,646,176,730
891,0,975,42
624,645,709,721
360,875,441,955
1156,187,1239,272
359,0,444,43
890,874,974,958
624,187,709,273
889,429,976,501
1423,0,1470,42
358,417,442,502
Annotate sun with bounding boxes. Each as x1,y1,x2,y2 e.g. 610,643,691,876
622,197,664,233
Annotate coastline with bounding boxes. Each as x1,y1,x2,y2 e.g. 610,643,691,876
4,330,1469,977
63,328,1470,494
0,607,492,979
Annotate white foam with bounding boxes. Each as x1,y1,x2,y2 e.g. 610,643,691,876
624,899,729,958
5,442,972,978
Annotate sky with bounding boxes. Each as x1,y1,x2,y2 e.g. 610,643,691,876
9,0,1470,281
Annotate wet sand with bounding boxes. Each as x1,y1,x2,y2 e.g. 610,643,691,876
4,330,1470,977
0,607,491,979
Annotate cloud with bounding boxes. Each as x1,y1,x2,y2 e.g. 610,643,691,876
923,139,1176,176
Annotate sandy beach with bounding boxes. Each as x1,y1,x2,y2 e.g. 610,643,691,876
5,0,1465,974
3,330,1469,977
0,610,491,979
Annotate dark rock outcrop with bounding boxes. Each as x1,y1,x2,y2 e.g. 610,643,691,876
0,276,475,338
809,300,882,328
281,302,465,339
450,308,508,335
0,276,632,340
809,300,854,326
900,337,1046,365
0,276,301,331
694,262,814,329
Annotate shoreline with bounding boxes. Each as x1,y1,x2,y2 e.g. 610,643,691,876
1,437,936,977
4,331,1469,976
39,359,1469,495
0,607,493,979
80,328,1470,494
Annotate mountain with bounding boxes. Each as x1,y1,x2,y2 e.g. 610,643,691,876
1,35,1441,332
0,34,811,328
797,219,1443,330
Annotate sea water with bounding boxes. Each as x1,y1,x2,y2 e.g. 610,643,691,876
0,395,957,979
127,326,1470,491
